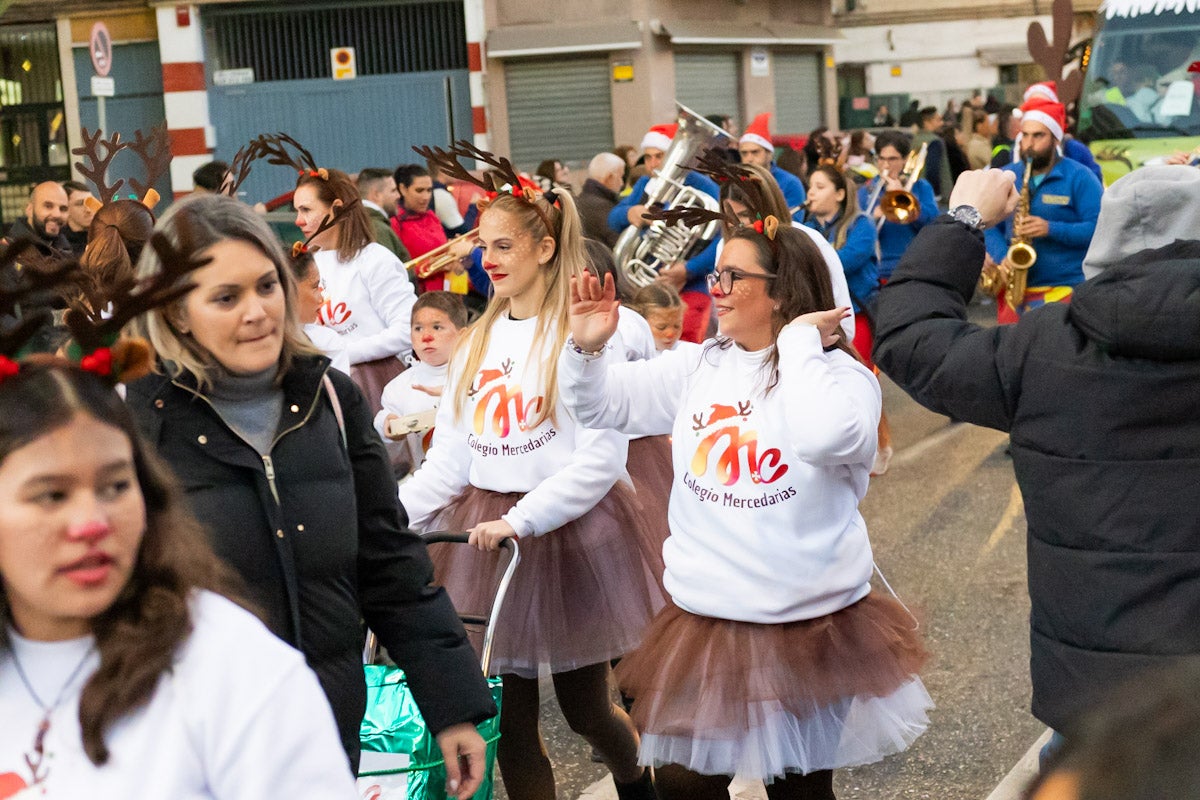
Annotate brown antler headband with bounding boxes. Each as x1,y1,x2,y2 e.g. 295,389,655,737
254,132,324,179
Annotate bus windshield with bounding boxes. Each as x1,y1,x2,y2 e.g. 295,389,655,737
1077,7,1200,142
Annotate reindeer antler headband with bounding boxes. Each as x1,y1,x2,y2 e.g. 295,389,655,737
0,227,210,385
642,148,781,247
253,132,326,180
414,140,559,234
73,124,172,210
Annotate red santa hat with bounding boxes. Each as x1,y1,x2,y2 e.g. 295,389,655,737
1019,96,1066,141
640,123,678,153
1023,81,1059,104
740,113,773,152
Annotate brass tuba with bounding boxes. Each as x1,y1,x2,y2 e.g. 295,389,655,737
613,103,733,288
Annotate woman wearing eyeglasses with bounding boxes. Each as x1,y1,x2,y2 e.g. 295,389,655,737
558,220,930,800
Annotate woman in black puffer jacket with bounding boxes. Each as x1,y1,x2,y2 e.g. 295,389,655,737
126,194,494,795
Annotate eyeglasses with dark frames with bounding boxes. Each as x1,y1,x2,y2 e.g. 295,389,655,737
706,268,777,295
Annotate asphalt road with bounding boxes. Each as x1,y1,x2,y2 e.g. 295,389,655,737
493,304,1047,800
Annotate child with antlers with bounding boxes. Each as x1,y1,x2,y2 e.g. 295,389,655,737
399,141,664,800
558,196,931,800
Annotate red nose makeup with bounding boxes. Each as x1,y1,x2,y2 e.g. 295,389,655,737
67,520,111,541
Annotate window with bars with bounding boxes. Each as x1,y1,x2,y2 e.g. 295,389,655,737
204,0,467,83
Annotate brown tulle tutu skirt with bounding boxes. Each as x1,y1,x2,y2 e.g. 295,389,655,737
625,435,672,590
425,481,668,678
350,356,406,416
617,594,932,779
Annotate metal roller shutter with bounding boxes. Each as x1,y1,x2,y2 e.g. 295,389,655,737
505,58,613,169
674,52,740,121
774,52,824,135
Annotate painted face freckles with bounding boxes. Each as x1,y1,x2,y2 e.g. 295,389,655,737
711,238,777,352
645,306,684,352
411,307,461,367
0,415,146,641
293,184,339,250
477,209,550,307
178,238,287,375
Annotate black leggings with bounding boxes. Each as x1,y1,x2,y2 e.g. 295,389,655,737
655,764,836,800
496,662,643,800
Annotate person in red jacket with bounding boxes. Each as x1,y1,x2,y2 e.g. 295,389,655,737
392,164,474,294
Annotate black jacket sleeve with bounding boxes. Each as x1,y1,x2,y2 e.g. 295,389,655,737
331,370,497,733
873,217,1029,432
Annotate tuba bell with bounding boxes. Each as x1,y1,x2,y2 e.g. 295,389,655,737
613,103,733,288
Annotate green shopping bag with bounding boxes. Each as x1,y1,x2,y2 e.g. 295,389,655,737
358,664,503,800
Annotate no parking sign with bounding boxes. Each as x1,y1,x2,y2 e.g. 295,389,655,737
331,47,357,81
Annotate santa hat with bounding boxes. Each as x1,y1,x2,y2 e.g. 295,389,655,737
1023,81,1059,103
640,123,678,153
740,113,773,152
1019,96,1065,141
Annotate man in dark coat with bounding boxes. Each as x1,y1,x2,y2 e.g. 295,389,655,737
0,182,72,352
576,151,625,248
874,166,1200,744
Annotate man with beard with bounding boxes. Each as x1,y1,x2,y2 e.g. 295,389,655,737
356,168,411,261
0,182,71,353
983,96,1102,322
1,181,71,256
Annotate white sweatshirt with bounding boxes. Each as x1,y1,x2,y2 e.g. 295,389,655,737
715,225,856,341
0,591,355,799
559,324,881,623
304,323,351,375
374,359,448,471
314,243,417,364
399,314,628,537
615,306,657,362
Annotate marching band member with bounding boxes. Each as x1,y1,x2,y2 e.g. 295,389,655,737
607,123,722,343
983,96,1102,322
559,212,930,800
858,131,938,283
803,165,880,368
399,144,664,800
738,113,807,220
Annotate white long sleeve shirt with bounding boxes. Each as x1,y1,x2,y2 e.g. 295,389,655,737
614,306,657,362
374,359,447,471
399,314,628,537
559,324,881,623
0,591,355,799
314,243,417,364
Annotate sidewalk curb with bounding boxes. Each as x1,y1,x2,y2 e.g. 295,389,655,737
984,728,1053,800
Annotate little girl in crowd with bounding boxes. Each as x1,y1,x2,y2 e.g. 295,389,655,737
627,283,696,356
289,248,349,375
375,292,467,477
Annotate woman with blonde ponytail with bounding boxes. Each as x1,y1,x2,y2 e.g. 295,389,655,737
400,181,664,800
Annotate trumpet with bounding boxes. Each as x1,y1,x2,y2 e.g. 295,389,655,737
403,230,478,280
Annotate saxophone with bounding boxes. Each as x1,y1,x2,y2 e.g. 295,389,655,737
980,159,1037,307
613,103,733,288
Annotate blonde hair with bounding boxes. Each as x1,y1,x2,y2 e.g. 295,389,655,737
134,194,320,389
628,282,683,319
450,191,586,428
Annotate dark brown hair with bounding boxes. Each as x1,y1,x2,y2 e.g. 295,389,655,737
810,164,862,250
718,163,791,238
413,290,468,329
295,168,374,262
715,224,858,392
80,200,156,310
0,365,239,765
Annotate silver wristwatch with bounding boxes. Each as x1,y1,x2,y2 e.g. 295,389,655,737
949,204,984,230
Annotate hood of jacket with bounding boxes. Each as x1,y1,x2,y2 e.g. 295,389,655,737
1069,239,1200,361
